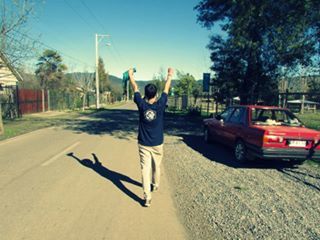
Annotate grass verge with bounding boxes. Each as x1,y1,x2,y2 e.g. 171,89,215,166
296,113,320,166
296,112,320,130
0,110,88,141
0,102,126,141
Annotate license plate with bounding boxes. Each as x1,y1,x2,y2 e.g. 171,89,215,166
289,140,306,147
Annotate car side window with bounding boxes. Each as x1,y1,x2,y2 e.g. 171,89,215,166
220,108,234,121
229,108,246,124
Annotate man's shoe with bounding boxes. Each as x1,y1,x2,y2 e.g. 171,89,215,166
144,199,151,207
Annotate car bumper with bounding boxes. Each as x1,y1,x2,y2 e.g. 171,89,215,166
248,146,320,160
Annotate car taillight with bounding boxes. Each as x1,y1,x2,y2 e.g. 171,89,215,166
263,135,284,143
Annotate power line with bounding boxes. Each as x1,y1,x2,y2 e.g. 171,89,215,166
64,0,126,72
109,37,126,66
33,19,84,58
78,1,126,66
80,0,106,32
63,0,124,70
63,0,96,30
9,30,94,68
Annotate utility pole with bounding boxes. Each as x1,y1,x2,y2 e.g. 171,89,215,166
127,79,129,101
95,33,110,109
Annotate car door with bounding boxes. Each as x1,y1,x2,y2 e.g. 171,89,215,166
222,107,247,146
212,107,235,143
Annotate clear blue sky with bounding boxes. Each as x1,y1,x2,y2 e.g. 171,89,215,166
28,0,219,80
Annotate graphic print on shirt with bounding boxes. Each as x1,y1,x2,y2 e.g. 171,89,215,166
144,109,157,122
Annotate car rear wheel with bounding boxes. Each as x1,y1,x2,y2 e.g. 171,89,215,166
204,127,211,143
235,140,247,162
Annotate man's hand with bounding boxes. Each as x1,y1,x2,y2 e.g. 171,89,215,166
168,67,174,77
129,68,135,78
164,67,174,94
128,68,139,93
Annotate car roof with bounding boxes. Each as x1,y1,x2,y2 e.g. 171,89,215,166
231,105,288,110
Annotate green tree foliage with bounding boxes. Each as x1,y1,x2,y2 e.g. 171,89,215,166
175,71,197,96
109,84,123,101
96,58,123,101
35,49,67,89
195,0,320,104
308,76,320,102
18,71,40,89
97,57,110,93
192,81,203,101
72,71,94,110
152,67,166,94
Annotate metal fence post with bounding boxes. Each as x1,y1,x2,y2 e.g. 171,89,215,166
47,89,50,111
16,85,21,117
301,94,305,114
42,89,45,112
0,103,4,135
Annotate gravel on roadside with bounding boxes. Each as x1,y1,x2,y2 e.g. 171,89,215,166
163,121,320,240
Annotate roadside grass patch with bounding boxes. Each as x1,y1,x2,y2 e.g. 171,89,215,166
0,102,127,141
295,113,320,167
0,111,82,141
305,159,320,168
296,112,320,130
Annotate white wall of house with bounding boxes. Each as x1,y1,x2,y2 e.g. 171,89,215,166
0,56,19,86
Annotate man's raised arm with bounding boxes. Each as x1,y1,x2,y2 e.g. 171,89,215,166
163,67,174,94
129,68,139,93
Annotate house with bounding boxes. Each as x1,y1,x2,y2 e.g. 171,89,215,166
287,99,319,113
0,51,24,119
0,51,23,87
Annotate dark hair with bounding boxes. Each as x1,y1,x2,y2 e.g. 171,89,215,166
144,84,157,99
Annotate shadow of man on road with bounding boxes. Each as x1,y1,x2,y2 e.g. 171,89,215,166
67,152,144,206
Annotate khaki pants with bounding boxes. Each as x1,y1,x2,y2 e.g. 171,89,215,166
138,144,163,200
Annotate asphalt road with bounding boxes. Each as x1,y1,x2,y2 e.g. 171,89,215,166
0,103,186,240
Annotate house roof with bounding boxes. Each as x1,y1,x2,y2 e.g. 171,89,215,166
0,51,23,85
287,99,319,105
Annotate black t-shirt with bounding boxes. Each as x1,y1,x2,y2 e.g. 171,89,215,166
134,92,168,146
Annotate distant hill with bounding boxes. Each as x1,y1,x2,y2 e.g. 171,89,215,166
108,74,152,90
108,75,180,91
18,71,184,93
109,75,122,87
136,80,180,91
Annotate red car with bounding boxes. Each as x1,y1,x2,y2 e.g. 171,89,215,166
203,105,320,162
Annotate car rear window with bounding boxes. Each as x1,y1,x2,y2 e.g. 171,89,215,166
251,108,302,127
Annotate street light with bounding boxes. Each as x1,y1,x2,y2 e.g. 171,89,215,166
95,34,110,109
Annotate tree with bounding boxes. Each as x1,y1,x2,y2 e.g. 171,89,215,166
109,84,122,102
175,71,197,96
97,57,110,93
0,0,41,132
308,76,320,103
195,0,320,104
192,81,203,104
35,49,67,90
35,49,66,111
73,71,94,110
0,0,41,66
152,67,166,94
18,71,40,89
